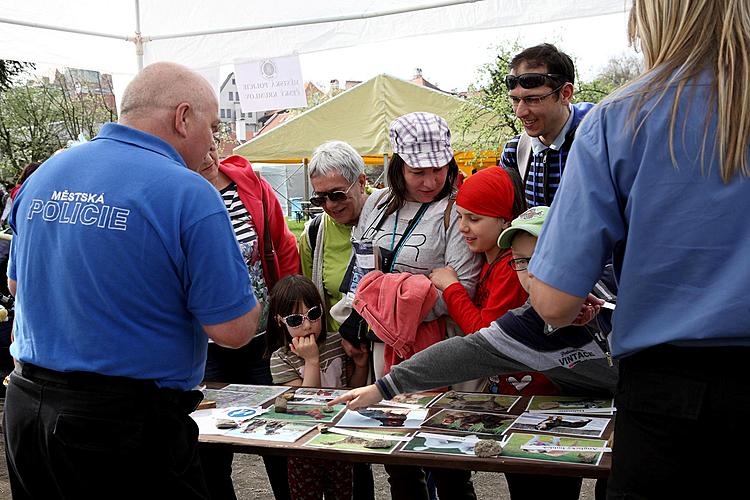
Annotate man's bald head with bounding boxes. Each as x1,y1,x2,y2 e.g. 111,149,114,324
120,62,215,118
119,62,219,170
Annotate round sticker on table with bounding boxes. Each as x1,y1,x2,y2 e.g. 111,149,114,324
227,408,258,418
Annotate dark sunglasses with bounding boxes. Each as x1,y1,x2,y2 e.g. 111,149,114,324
280,305,323,328
504,73,566,90
310,180,356,207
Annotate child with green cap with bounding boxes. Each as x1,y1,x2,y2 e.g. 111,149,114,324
331,205,617,410
332,206,616,499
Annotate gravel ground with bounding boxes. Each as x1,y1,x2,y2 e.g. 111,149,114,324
0,399,597,499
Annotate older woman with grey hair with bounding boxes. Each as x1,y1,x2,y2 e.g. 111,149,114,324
299,140,374,500
300,140,369,330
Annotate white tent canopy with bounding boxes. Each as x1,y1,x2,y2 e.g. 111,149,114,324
1,0,627,81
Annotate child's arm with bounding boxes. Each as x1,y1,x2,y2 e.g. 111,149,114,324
290,335,321,387
342,339,369,388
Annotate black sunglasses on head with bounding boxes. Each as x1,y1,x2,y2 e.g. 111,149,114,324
281,305,323,328
504,73,566,90
309,180,356,207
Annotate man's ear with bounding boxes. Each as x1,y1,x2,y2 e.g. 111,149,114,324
174,102,191,138
560,82,575,105
358,173,367,191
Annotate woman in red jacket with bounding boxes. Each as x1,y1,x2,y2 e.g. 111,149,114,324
198,144,300,500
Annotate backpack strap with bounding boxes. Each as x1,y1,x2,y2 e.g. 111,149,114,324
308,213,323,260
256,171,279,288
516,133,533,186
443,195,455,231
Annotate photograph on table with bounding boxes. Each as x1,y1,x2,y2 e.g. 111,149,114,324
291,388,350,402
428,391,520,413
381,392,442,408
190,406,265,436
526,396,615,415
262,403,347,423
335,407,429,428
225,418,317,443
207,384,289,407
305,428,413,454
421,409,516,436
402,431,502,457
508,412,610,438
501,432,608,465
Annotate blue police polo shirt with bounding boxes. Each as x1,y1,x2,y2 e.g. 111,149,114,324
530,73,750,357
8,123,256,390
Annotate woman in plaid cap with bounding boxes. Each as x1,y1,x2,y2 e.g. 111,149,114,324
352,111,482,500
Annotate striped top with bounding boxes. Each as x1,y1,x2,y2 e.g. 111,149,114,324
270,331,349,388
220,182,269,333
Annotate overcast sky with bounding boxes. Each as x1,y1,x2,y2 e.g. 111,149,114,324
297,11,637,92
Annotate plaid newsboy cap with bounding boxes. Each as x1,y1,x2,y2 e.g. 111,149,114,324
389,112,453,168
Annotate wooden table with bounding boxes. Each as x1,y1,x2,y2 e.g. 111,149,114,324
198,391,613,479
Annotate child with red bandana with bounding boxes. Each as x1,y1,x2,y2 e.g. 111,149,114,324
429,166,558,395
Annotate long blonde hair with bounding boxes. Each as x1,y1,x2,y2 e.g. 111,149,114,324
624,0,750,182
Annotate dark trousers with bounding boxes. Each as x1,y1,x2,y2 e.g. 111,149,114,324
4,363,208,500
384,464,476,500
607,344,750,499
201,337,292,500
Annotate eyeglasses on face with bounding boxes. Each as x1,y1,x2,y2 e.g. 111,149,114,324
508,257,531,272
504,73,566,90
310,180,357,207
280,305,323,328
508,84,565,107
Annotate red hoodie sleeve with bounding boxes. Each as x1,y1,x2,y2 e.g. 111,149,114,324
442,256,528,334
260,176,300,277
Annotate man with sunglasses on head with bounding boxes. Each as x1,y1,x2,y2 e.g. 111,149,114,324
500,43,595,207
298,140,375,500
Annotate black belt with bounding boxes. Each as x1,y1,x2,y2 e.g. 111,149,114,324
16,362,203,413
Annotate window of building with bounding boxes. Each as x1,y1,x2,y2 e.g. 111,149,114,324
228,91,233,101
232,78,235,84
220,109,226,118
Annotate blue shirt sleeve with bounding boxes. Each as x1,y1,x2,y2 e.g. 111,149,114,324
182,211,257,325
528,107,627,297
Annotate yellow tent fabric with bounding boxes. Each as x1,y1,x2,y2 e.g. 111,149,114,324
234,74,501,173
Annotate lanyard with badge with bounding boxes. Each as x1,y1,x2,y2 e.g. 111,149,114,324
341,201,430,295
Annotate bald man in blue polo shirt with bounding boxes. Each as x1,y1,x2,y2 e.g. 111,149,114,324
4,62,260,499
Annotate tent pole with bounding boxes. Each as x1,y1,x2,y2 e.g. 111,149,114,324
134,0,144,71
303,158,310,201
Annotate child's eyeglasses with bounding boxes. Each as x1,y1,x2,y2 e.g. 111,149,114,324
310,181,356,207
281,306,323,328
509,258,531,272
504,73,565,90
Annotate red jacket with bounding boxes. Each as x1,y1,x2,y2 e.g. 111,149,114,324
442,251,528,334
218,155,300,283
353,271,445,374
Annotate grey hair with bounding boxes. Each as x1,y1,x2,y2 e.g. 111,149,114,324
309,140,365,184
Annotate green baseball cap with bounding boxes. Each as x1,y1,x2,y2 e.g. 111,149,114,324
497,206,549,249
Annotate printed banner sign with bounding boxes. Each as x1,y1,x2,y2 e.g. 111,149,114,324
234,55,307,112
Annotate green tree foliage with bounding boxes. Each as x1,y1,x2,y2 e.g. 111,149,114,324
0,82,65,181
0,60,34,93
0,65,117,184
